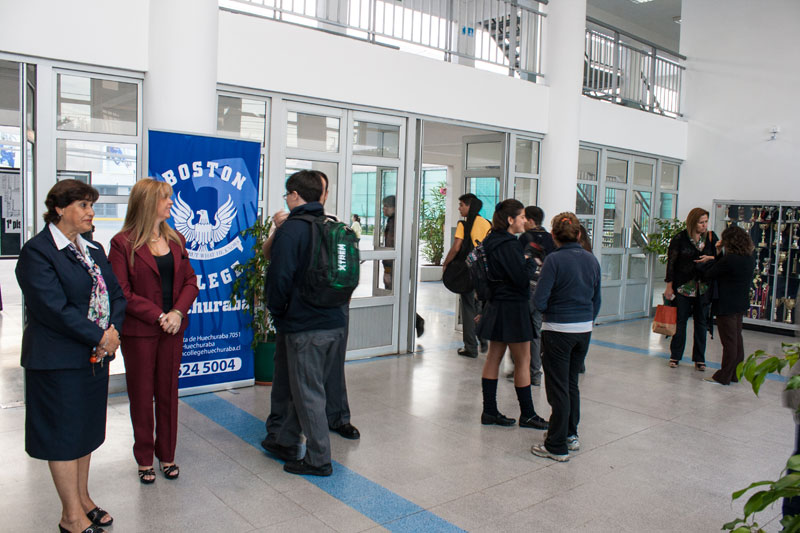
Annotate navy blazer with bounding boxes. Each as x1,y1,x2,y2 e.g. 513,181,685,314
16,228,126,370
108,231,198,337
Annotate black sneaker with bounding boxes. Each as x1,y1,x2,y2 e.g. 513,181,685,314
519,414,549,430
261,438,300,462
283,458,333,477
457,348,478,358
481,411,516,426
415,314,425,337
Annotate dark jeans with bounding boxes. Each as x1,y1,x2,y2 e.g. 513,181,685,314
670,293,709,363
712,313,743,385
541,330,592,455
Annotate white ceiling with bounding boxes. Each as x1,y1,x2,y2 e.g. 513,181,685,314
587,0,682,52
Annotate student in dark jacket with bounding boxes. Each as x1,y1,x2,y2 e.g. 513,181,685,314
518,205,554,385
530,212,601,462
664,207,718,370
476,199,548,430
701,225,756,385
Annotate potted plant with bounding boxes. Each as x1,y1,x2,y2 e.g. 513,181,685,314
230,216,276,385
723,342,800,532
644,218,686,264
419,182,446,281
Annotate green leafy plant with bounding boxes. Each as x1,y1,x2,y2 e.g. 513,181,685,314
420,182,446,266
230,217,276,350
644,218,685,264
723,342,800,532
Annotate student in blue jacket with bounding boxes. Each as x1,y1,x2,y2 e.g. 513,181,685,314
530,212,601,462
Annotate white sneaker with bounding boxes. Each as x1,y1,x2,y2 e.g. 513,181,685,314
542,432,580,451
530,443,569,462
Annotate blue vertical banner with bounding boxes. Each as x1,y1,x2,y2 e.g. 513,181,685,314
148,130,261,393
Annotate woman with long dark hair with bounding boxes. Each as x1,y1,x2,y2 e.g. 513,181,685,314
702,225,756,385
664,207,718,370
476,199,548,429
530,212,601,462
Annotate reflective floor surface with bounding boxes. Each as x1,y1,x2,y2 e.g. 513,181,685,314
0,279,796,532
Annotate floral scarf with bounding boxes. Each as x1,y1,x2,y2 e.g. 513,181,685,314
67,243,110,329
676,233,710,298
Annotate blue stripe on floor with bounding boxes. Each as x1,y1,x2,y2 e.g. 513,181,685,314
589,339,787,382
181,393,464,533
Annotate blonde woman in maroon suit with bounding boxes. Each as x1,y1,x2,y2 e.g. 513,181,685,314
109,179,198,484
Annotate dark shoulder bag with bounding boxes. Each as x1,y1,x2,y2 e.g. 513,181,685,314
443,221,475,294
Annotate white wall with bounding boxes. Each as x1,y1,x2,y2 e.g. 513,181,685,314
0,0,149,71
217,10,549,134
579,97,687,160
679,0,800,219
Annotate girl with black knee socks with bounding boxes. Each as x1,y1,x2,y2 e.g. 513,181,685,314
477,199,548,430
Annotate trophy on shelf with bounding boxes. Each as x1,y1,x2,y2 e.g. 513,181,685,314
787,208,796,223
793,225,799,250
759,223,769,248
786,299,797,324
762,257,771,276
779,252,787,275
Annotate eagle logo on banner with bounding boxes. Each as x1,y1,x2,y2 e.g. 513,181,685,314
171,192,237,254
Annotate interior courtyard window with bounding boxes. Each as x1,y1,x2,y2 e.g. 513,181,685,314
286,111,340,152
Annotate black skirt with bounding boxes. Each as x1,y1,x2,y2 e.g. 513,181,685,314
25,365,109,461
477,299,533,343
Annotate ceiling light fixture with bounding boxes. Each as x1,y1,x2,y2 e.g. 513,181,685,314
628,0,655,4
673,16,682,24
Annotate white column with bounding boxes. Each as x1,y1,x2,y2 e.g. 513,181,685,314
538,0,586,223
145,0,218,135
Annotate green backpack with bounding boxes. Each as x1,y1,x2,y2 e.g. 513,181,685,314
295,214,360,307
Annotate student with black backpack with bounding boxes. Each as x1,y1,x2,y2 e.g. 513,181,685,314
442,193,490,358
518,206,555,386
474,199,548,430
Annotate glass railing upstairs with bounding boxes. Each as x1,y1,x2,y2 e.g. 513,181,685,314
583,17,685,118
220,0,546,82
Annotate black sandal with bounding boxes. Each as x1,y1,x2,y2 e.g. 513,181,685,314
669,360,679,368
138,467,156,484
86,506,113,527
160,462,180,480
695,362,706,371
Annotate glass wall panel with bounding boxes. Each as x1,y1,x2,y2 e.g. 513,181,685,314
285,159,338,213
606,158,628,184
467,177,499,220
57,74,137,135
56,139,137,189
350,165,397,251
602,187,626,247
627,253,647,280
661,162,679,189
217,96,266,141
601,254,622,281
578,148,598,181
633,162,654,187
631,190,651,247
576,183,596,215
352,121,399,158
0,61,20,169
286,112,339,152
350,259,393,298
514,138,538,174
514,177,538,207
660,192,677,219
92,203,128,250
466,142,502,170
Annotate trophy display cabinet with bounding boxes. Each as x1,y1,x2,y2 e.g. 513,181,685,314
712,200,800,333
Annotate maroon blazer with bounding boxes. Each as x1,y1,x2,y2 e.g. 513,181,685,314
109,231,199,337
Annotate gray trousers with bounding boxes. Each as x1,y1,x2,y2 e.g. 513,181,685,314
529,305,543,380
325,308,351,427
461,292,481,354
273,327,347,467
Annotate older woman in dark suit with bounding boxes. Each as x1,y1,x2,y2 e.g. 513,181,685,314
109,178,198,484
16,179,126,533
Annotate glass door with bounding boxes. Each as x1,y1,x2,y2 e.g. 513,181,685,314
463,134,506,219
597,154,656,322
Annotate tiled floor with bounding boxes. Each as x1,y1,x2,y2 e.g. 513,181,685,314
0,279,797,532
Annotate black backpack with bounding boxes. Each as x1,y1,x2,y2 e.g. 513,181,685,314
294,214,360,307
525,241,547,291
442,219,478,294
465,240,497,301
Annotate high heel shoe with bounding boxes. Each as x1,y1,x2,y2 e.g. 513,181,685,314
59,524,105,533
